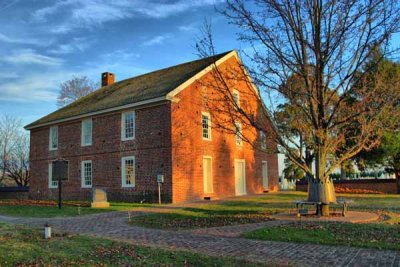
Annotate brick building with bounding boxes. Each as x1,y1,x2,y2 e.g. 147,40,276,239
25,50,279,203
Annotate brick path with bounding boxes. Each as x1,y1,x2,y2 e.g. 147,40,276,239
0,212,399,267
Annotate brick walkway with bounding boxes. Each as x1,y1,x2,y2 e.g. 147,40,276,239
0,212,399,267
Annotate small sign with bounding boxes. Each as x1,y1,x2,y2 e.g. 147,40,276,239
52,160,69,181
157,174,164,183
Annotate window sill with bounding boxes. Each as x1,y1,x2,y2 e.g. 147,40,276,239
122,185,135,188
81,144,92,147
121,138,135,142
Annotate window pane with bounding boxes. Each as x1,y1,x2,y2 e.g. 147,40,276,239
83,162,92,186
50,127,58,149
260,131,267,149
125,159,134,185
202,114,210,139
49,163,58,188
83,119,92,145
235,123,242,145
124,112,135,139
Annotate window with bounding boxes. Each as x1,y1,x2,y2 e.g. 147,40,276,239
81,119,92,146
122,156,135,187
48,163,58,188
233,89,240,108
121,111,135,141
81,160,93,188
49,126,58,150
260,131,267,150
202,112,211,140
235,122,242,146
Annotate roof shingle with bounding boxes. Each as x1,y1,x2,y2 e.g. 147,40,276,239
25,51,231,129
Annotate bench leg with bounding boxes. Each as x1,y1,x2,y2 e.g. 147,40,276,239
316,204,322,217
342,203,347,217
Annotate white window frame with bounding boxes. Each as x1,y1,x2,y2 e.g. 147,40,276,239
121,156,135,188
121,111,135,141
233,89,240,108
81,118,93,146
203,156,214,194
235,122,242,146
201,112,212,141
81,160,93,188
48,163,58,188
260,131,267,150
49,126,58,151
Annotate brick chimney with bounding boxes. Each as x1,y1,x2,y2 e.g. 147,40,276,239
101,72,115,87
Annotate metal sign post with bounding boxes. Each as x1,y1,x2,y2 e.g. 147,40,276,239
52,159,69,209
58,177,62,209
157,174,164,205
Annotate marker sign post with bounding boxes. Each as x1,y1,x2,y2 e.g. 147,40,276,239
52,159,69,209
157,174,164,205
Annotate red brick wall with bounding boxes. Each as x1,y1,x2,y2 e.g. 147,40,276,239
296,179,398,194
171,56,279,203
28,55,279,204
29,103,173,202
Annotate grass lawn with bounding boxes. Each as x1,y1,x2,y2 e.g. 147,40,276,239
0,205,109,218
0,200,155,218
243,221,400,251
0,223,263,266
129,192,400,229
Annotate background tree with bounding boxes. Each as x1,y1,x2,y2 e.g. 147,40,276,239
197,0,400,215
353,48,400,191
356,132,400,192
283,153,305,181
57,76,97,108
5,133,30,187
0,114,29,186
0,114,21,185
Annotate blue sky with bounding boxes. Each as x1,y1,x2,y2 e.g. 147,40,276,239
0,0,243,126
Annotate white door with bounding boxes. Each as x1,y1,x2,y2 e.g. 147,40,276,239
235,159,246,195
203,157,213,193
262,161,268,189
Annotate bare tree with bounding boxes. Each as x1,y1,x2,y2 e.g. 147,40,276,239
57,76,97,108
0,114,21,185
6,133,29,187
197,0,400,215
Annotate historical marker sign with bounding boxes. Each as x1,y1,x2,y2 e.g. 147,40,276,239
52,160,69,181
52,159,69,209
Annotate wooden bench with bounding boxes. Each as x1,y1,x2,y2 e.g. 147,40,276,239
294,199,349,217
294,201,322,217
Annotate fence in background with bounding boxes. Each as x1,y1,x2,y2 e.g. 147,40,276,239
0,186,29,199
296,179,398,194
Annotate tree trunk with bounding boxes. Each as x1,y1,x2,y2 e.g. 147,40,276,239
307,179,336,216
340,166,346,180
308,149,337,216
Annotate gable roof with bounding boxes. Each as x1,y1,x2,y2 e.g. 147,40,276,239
25,51,233,130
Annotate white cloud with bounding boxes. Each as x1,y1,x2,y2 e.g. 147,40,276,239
0,33,48,46
2,49,63,66
49,37,91,54
142,34,173,46
0,75,59,102
32,0,224,33
178,25,196,32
